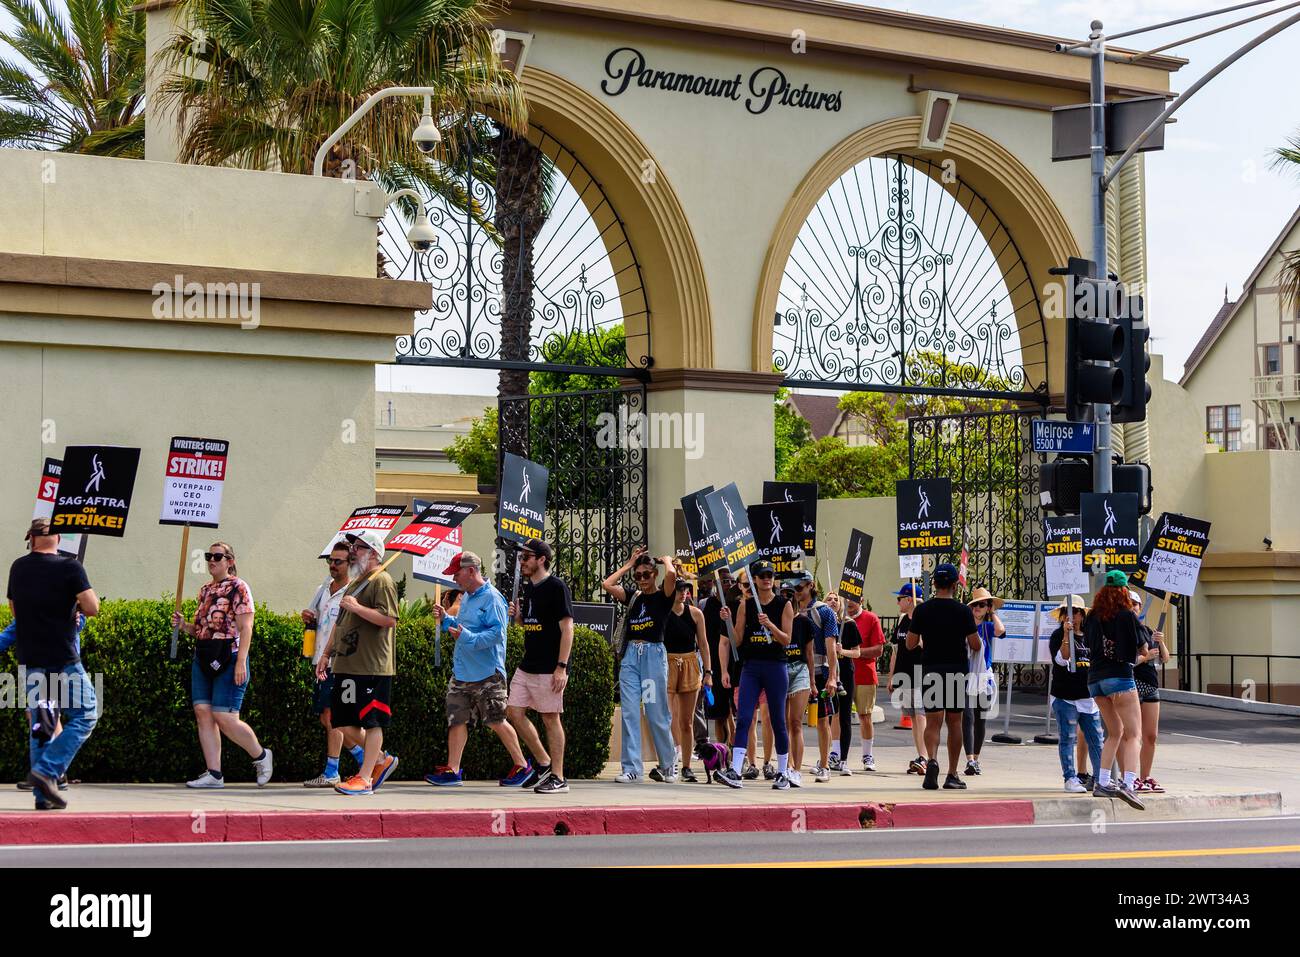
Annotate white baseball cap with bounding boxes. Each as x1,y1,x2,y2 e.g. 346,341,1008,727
345,529,386,556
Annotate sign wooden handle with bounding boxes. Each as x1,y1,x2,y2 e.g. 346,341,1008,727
169,524,190,660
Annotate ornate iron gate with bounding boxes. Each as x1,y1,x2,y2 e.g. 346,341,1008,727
494,385,648,604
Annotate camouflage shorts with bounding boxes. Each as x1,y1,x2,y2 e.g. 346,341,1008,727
446,672,508,727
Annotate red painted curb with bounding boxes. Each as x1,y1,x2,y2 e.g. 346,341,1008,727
0,798,1042,844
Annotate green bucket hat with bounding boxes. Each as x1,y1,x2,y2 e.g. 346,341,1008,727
1104,569,1129,588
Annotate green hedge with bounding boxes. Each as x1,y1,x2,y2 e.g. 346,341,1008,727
0,600,614,783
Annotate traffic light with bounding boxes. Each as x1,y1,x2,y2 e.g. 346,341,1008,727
1040,458,1152,515
1054,258,1124,422
1112,294,1151,423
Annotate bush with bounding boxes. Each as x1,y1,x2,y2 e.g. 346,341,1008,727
0,600,614,783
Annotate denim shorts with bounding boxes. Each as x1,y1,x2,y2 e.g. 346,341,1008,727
1088,676,1136,698
786,661,811,695
191,658,250,713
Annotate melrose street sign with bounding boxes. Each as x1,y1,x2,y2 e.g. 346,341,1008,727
1032,419,1095,454
601,47,844,116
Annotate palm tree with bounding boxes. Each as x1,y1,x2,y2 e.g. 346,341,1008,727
1272,130,1300,310
0,0,145,156
155,0,527,211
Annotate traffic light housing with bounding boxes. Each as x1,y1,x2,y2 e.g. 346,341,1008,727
1112,295,1151,423
1040,458,1152,515
1056,259,1124,422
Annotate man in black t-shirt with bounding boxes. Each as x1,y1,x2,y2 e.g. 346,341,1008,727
6,519,100,810
886,583,927,774
507,540,574,794
906,563,979,791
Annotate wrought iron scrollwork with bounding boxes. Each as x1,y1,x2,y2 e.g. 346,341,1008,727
776,154,1047,397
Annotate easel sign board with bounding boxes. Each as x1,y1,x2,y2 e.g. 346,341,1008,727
319,505,405,558
992,600,1055,664
33,458,81,557
1144,514,1212,597
159,437,229,528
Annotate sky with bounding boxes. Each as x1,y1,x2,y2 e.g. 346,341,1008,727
5,1,1297,390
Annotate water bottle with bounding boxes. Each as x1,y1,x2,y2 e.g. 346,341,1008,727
704,684,715,707
302,628,316,659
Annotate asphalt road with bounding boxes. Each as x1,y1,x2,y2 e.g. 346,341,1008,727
3,814,1297,867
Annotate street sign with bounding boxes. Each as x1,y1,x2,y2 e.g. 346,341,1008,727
1032,419,1095,454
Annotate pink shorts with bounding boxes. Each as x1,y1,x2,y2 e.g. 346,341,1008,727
507,669,565,714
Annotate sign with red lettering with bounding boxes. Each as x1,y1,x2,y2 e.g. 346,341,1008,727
319,505,406,557
160,437,230,528
34,458,81,556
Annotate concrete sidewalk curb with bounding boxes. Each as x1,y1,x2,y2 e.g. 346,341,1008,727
1158,689,1300,717
0,791,1281,845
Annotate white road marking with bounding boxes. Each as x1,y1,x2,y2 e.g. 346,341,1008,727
1170,731,1243,745
809,814,1300,835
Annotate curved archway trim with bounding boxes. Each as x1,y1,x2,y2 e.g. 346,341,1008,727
521,67,713,369
752,116,1080,378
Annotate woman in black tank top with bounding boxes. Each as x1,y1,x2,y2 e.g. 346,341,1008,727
665,581,711,780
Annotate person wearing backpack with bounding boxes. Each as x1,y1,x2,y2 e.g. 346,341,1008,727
173,542,273,789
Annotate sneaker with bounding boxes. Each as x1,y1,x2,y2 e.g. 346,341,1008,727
253,748,273,787
908,756,927,775
1116,784,1146,811
500,763,535,787
614,770,641,783
303,772,342,788
534,775,569,794
56,774,69,791
772,772,791,790
186,771,225,789
966,759,982,776
1078,773,1095,791
1092,781,1120,799
1132,778,1151,793
717,767,744,789
813,765,830,783
513,763,541,789
424,766,463,787
742,763,759,781
922,759,940,790
25,771,66,809
827,754,843,772
371,753,399,792
649,766,678,783
681,768,699,783
862,755,876,772
1064,776,1087,793
787,769,803,787
762,762,776,781
1145,777,1165,793
533,764,553,788
943,773,968,790
334,774,372,796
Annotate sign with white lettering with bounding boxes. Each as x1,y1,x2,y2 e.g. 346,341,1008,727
159,437,229,528
896,479,954,555
50,446,141,538
498,452,548,544
33,458,81,556
1080,493,1140,573
1031,419,1095,454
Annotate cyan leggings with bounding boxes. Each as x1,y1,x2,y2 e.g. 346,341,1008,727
733,660,790,756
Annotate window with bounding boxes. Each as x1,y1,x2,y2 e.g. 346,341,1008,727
1207,405,1242,451
1265,344,1281,375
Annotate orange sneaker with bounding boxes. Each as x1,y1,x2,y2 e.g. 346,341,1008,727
334,774,373,796
371,753,399,792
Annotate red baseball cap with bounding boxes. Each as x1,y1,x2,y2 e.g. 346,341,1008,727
442,551,483,576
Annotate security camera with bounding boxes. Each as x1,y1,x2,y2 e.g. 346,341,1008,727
1264,537,1273,551
406,211,438,252
412,112,441,155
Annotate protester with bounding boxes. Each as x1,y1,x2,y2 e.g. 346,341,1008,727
3,611,84,797
507,540,575,795
886,583,927,774
602,547,678,783
301,543,352,788
314,532,400,795
426,550,533,787
698,572,734,749
1083,570,1146,810
963,587,1004,776
834,594,886,772
906,564,980,790
1130,589,1169,794
173,541,273,790
716,561,795,790
1048,596,1103,793
6,520,100,810
792,575,840,782
662,577,711,781
729,573,771,779
782,578,815,787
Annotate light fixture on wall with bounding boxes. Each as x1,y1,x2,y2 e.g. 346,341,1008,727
917,90,958,151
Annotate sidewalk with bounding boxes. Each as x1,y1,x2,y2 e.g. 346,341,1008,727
2,732,1291,844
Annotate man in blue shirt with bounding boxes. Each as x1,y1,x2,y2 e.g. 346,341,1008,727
425,551,533,787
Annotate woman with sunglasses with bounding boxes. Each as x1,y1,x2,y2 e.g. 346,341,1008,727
962,587,1004,776
172,543,273,788
603,547,678,783
663,577,711,781
716,561,795,789
1082,570,1146,810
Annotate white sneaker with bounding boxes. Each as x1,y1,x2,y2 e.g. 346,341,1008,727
813,765,830,783
614,770,641,783
1065,776,1087,793
839,761,854,776
862,754,876,772
186,771,224,789
787,770,803,787
253,748,273,787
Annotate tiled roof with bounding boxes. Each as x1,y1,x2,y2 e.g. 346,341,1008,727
785,392,842,439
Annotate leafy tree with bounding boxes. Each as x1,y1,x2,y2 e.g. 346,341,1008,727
0,0,145,156
781,436,906,498
774,387,813,478
445,407,498,486
1271,129,1300,310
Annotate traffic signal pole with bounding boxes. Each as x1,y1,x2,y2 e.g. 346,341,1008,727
1088,22,1112,497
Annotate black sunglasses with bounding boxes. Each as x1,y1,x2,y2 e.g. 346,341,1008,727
325,558,347,567
204,552,230,562
633,571,656,580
